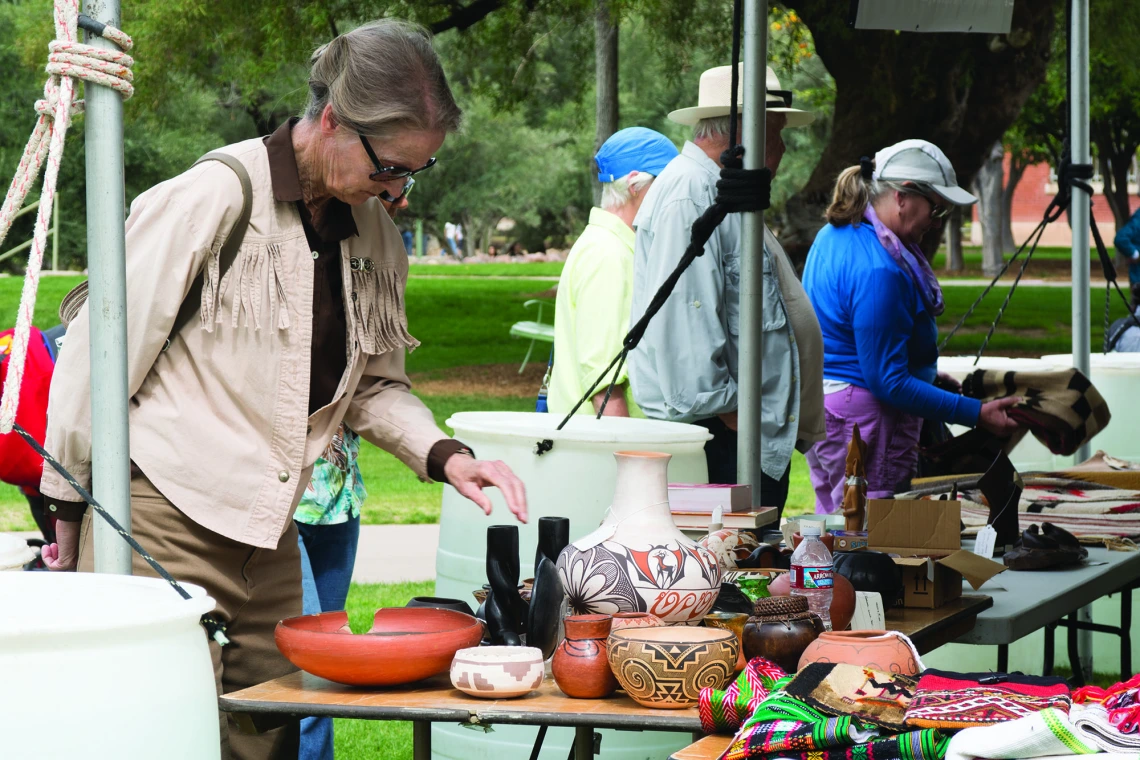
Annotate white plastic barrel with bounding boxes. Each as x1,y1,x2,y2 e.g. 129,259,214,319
937,356,1061,471
1041,353,1140,463
434,412,711,760
1,572,220,759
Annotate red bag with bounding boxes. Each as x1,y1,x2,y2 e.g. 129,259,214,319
0,326,55,492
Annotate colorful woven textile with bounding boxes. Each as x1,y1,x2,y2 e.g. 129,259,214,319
699,657,790,734
785,663,917,731
1071,704,1140,751
905,670,1071,730
944,706,1096,760
1073,674,1140,705
724,692,946,760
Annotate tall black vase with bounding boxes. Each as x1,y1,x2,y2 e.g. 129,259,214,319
485,525,528,646
528,516,569,660
534,516,570,574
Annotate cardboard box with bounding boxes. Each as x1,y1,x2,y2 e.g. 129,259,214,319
832,530,869,552
867,499,1006,609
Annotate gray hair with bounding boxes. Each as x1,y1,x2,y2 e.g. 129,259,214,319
600,171,656,211
693,116,732,141
305,19,462,139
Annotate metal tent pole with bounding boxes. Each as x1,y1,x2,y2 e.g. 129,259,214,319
1069,0,1094,678
84,0,132,575
738,0,768,507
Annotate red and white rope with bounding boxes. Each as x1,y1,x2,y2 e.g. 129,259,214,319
0,0,132,434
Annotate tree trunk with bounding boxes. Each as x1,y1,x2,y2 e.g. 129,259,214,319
1002,160,1027,253
946,206,965,272
592,0,619,207
780,0,1059,264
975,141,1006,277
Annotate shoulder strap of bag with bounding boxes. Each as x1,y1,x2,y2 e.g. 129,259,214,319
167,151,253,344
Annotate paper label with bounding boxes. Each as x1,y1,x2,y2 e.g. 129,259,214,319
852,591,886,631
973,525,997,560
790,565,833,590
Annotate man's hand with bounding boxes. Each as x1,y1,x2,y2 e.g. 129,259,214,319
718,411,738,431
444,455,529,523
42,519,80,571
978,396,1022,437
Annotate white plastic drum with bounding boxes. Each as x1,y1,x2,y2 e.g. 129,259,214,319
937,356,1061,471
1042,353,1140,463
0,572,220,759
434,412,710,760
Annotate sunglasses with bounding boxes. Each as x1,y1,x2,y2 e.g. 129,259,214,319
766,89,793,108
359,134,437,181
380,177,414,205
902,183,951,219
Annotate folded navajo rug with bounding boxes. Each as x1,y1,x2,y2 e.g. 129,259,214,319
785,663,917,732
698,657,790,734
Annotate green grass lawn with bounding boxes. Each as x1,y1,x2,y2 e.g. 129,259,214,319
408,261,563,278
0,265,1128,528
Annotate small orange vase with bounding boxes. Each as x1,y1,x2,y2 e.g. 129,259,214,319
797,630,921,675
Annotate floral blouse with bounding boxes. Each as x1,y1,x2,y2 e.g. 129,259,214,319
294,423,368,526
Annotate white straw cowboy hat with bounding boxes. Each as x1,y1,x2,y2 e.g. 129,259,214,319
668,64,814,128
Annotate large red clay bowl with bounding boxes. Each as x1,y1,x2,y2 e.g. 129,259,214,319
275,607,483,687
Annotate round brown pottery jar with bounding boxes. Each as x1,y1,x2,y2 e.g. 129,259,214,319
703,612,749,672
797,630,921,675
742,595,823,673
553,614,619,698
610,612,665,631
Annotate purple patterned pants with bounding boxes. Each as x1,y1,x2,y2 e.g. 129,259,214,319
805,385,923,515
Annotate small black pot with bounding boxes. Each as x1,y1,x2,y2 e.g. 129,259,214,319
833,550,903,609
405,596,476,617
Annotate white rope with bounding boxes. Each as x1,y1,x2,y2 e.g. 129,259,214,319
0,0,133,434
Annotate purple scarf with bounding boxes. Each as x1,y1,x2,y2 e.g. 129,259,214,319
864,205,945,317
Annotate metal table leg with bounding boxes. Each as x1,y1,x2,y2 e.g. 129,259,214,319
1043,624,1056,676
574,726,594,760
413,721,431,760
1122,585,1133,682
1067,612,1086,687
997,644,1009,673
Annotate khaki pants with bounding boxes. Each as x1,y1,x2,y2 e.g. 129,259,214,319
78,472,302,760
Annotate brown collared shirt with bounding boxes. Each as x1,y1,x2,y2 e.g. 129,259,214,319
265,119,352,416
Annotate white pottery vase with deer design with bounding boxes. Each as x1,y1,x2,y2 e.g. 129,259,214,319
556,451,721,624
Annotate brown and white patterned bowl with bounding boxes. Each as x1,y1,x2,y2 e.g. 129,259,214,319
607,626,737,709
450,646,544,699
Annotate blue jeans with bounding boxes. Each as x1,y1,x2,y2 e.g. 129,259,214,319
445,238,459,257
402,230,414,257
296,516,361,760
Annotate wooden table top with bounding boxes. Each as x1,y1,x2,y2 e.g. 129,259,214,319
220,671,703,732
220,595,990,732
884,594,993,654
671,734,731,760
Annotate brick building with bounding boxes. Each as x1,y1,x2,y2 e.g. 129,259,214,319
970,156,1140,247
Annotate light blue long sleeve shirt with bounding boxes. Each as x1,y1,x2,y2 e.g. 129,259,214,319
628,141,802,480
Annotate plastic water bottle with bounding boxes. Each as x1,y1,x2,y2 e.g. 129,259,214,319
790,523,833,631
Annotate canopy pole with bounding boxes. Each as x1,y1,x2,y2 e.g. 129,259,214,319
84,0,132,575
1068,0,1094,684
738,0,768,506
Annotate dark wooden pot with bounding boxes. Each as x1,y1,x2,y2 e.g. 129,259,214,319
742,596,824,673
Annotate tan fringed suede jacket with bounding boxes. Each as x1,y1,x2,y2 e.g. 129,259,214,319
41,137,451,549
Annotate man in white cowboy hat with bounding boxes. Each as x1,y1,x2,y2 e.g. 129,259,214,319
628,64,824,512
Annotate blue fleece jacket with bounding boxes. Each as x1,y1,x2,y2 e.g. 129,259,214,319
802,222,982,428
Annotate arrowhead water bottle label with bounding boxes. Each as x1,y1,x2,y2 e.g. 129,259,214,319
791,565,834,590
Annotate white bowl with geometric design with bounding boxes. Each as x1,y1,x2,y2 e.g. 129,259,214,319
449,646,544,699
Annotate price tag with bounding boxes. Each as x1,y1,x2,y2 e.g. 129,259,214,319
974,525,998,559
852,591,885,631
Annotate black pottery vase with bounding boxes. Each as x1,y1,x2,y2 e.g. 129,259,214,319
535,516,570,571
485,525,529,646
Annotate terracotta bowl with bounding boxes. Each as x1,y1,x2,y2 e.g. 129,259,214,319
610,612,665,631
607,626,737,709
797,630,921,675
450,645,545,698
275,608,482,687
